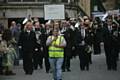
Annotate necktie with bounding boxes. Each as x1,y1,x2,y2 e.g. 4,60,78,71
81,29,85,38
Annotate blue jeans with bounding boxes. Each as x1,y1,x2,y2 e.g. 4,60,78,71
49,58,63,80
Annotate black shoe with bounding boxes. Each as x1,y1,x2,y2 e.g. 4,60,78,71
86,68,89,71
81,69,85,71
80,67,85,71
27,73,32,75
34,67,38,70
62,69,65,72
4,71,9,76
86,66,89,71
0,71,3,75
25,72,33,75
107,68,111,71
67,68,71,72
34,68,37,70
46,71,49,73
40,65,43,69
25,72,29,75
89,61,92,64
9,71,16,75
5,71,16,76
28,73,32,75
112,68,117,71
9,72,16,75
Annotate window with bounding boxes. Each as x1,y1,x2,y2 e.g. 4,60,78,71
8,0,21,2
101,0,107,2
0,0,4,2
61,0,68,3
38,0,49,1
23,0,35,2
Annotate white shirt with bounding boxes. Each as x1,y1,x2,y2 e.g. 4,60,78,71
108,25,112,31
46,35,66,47
81,28,85,38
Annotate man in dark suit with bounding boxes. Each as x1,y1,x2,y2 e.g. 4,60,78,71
18,21,37,75
103,17,119,70
75,19,93,71
62,21,75,72
40,27,50,73
33,21,43,70
92,17,103,55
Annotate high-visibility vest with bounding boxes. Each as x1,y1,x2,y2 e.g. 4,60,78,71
48,36,64,58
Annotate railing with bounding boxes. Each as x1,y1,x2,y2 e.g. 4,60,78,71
0,0,78,10
6,0,68,2
7,0,49,2
0,0,77,6
6,0,77,4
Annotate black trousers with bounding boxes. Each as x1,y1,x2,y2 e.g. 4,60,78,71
33,52,43,69
77,46,89,70
62,56,71,70
104,45,118,70
23,52,33,74
42,46,50,72
93,42,101,55
44,56,50,73
62,48,72,71
116,49,119,61
0,55,3,74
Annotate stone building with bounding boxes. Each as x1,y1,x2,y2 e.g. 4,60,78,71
0,0,82,27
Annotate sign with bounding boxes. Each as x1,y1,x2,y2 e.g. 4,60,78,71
92,12,105,20
44,5,65,20
107,9,120,15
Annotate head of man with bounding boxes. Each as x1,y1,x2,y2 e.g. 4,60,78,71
54,22,60,30
45,22,53,31
11,21,16,27
84,19,90,27
34,21,40,29
83,16,89,21
52,29,59,37
61,20,66,27
107,18,113,26
25,21,33,31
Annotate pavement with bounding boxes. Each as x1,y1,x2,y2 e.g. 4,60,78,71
0,46,120,80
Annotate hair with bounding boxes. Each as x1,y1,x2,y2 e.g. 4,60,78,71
95,17,101,23
53,28,59,32
2,29,12,41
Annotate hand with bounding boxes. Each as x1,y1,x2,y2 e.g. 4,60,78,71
52,36,58,41
53,44,59,48
72,46,75,50
18,46,22,49
35,48,38,51
41,47,43,51
81,41,85,45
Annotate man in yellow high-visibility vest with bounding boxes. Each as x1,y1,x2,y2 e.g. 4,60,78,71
46,27,66,80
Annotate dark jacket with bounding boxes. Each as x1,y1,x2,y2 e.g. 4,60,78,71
18,30,37,53
74,27,93,47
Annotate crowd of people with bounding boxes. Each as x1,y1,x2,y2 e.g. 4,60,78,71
0,14,120,80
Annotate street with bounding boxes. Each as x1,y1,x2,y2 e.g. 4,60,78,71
0,0,120,80
0,51,120,80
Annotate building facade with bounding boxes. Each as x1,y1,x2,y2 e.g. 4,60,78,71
79,0,91,17
78,0,106,17
101,0,120,10
102,0,117,10
0,0,81,27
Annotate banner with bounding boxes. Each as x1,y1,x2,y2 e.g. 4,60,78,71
44,5,65,20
